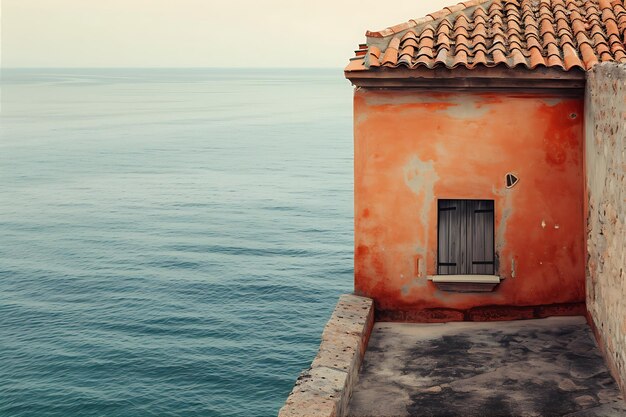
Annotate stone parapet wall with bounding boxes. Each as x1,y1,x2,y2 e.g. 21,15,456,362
584,62,626,395
278,294,374,417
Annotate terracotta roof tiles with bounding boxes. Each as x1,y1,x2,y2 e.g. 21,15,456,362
348,0,626,72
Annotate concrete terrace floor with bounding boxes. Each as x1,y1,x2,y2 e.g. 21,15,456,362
348,317,626,417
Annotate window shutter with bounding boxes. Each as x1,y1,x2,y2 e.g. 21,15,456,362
469,200,495,275
438,199,495,275
437,200,462,275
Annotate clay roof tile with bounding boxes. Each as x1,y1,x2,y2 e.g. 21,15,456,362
594,33,610,48
524,14,539,27
350,0,626,72
381,37,400,65
445,3,466,14
560,32,576,47
571,19,587,34
453,26,471,37
474,42,489,53
563,43,584,69
547,54,565,68
590,23,607,37
605,18,621,37
435,47,451,66
540,18,556,35
367,46,381,67
510,48,527,67
417,45,435,59
578,31,593,46
473,33,488,46
547,42,561,57
456,42,472,55
608,33,623,46
454,14,471,29
527,36,543,50
452,50,469,67
507,19,523,33
488,2,502,12
400,44,415,58
387,37,401,50
398,51,413,67
402,37,419,48
439,18,454,28
415,54,435,68
556,18,572,35
493,32,508,45
471,50,488,67
491,14,504,25
421,25,436,38
401,31,418,42
543,31,558,45
529,47,547,68
570,9,584,21
419,36,435,49
428,9,450,21
471,22,488,37
473,6,488,18
580,43,600,67
437,32,452,47
491,48,508,65
615,49,626,61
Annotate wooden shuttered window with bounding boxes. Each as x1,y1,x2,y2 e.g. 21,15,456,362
437,199,495,275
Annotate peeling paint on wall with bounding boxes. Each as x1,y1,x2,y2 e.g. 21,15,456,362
403,156,439,274
493,185,514,260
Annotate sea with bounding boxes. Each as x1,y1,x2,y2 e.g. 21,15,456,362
0,68,354,417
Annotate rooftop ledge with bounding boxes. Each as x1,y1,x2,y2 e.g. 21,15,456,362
344,66,586,93
428,275,501,292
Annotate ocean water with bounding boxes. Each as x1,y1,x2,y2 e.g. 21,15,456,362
0,69,354,417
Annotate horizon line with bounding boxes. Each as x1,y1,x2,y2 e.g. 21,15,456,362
1,66,346,70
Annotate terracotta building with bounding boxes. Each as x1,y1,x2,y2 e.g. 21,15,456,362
344,0,625,390
279,1,626,415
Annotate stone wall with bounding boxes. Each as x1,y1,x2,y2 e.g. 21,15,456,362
584,62,626,395
278,294,374,417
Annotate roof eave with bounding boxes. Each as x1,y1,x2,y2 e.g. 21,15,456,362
345,66,586,92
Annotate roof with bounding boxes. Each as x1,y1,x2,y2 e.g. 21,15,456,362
345,0,626,73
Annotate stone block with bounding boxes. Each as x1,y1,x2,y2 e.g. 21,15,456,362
279,294,375,417
278,367,347,417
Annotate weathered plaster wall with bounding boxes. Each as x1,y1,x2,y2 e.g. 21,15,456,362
354,89,586,321
585,62,626,394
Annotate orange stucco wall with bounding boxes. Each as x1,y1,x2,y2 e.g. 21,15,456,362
354,89,586,321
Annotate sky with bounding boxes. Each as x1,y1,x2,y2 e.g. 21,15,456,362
1,0,451,68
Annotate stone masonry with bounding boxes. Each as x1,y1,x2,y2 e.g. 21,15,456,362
278,294,374,417
585,62,626,395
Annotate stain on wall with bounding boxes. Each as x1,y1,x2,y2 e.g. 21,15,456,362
354,89,586,320
585,62,626,395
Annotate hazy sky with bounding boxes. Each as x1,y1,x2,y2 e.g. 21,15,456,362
2,0,451,68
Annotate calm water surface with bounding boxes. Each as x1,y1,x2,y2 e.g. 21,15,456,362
0,69,353,416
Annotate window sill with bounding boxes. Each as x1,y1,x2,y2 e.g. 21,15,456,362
427,275,501,293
